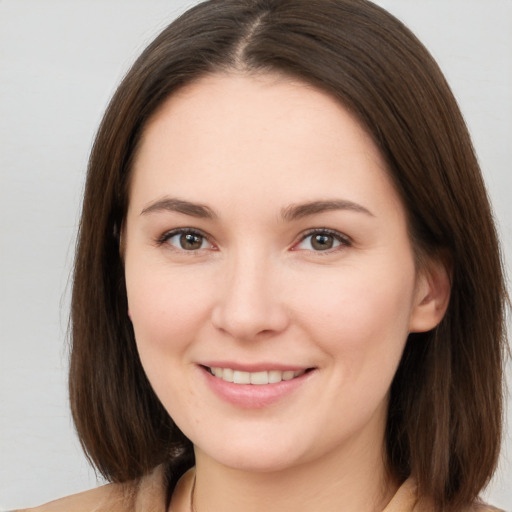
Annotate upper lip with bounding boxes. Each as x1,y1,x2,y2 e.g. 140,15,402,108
198,361,314,372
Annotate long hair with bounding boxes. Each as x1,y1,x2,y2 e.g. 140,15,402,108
70,1,507,510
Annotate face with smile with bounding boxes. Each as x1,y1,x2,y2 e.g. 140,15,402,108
123,73,447,475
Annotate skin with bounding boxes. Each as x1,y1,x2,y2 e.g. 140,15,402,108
124,72,449,512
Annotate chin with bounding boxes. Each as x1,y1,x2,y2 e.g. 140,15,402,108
194,435,310,474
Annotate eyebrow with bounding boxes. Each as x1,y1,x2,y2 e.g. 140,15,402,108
140,197,373,221
140,197,217,219
281,200,374,221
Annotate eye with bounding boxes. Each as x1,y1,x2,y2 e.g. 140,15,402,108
293,229,350,252
158,229,213,251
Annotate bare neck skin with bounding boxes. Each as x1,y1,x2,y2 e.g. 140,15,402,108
171,404,398,512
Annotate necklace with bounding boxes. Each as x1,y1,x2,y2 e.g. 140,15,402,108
189,472,197,512
168,471,197,512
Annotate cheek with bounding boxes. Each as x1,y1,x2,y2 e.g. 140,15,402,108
125,265,214,355
125,267,213,415
289,259,416,366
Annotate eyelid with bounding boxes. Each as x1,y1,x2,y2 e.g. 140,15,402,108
154,227,350,253
291,228,352,252
155,227,216,250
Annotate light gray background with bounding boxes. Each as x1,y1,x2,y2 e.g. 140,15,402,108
1,1,511,510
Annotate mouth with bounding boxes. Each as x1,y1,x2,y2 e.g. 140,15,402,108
202,366,313,385
199,364,316,408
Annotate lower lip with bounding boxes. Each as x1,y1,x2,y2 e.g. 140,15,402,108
200,367,315,409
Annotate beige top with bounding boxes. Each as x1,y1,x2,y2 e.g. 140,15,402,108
17,465,503,512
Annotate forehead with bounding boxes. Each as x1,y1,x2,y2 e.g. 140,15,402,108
138,71,379,162
129,72,400,217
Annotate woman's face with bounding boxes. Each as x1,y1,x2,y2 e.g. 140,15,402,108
124,73,441,473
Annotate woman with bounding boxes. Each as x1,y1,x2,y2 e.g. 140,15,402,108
22,0,507,511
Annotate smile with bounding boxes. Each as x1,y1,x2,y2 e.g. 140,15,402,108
201,364,316,408
208,367,307,385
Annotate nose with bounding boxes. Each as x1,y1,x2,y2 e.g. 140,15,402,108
211,252,290,341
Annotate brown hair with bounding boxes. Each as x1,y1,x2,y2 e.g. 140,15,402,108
70,1,508,510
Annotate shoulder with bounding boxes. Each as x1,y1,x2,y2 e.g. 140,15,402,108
15,482,132,512
386,479,505,512
14,465,167,512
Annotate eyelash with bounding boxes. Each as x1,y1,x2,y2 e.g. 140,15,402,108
155,228,214,251
155,227,352,253
293,228,352,253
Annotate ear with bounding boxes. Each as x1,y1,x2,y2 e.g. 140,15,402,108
409,257,451,333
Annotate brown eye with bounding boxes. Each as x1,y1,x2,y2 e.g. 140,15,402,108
161,230,210,251
294,229,349,252
311,234,334,250
180,233,204,250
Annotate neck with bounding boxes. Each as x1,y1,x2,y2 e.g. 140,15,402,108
181,437,398,512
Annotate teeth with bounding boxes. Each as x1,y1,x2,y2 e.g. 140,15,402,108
268,370,283,383
209,367,306,385
233,370,251,384
222,368,234,382
250,371,268,385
